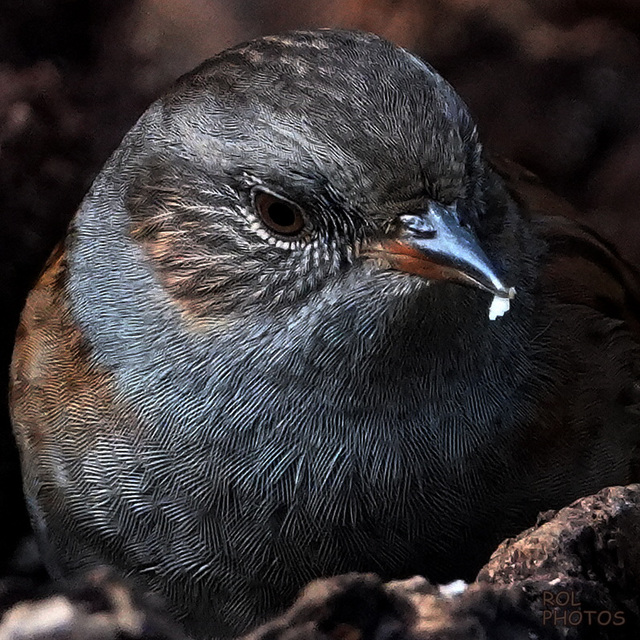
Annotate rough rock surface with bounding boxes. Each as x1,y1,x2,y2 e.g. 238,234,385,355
241,574,560,640
479,484,640,639
0,567,186,640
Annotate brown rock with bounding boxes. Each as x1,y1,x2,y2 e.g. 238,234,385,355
0,568,185,640
241,574,558,640
479,484,640,638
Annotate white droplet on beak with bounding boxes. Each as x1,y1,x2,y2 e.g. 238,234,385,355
489,286,516,320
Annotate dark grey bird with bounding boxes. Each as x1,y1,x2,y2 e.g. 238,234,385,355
9,29,640,639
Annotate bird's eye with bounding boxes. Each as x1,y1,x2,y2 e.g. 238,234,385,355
254,191,305,236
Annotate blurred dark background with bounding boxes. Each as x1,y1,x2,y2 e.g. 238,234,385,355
2,0,640,568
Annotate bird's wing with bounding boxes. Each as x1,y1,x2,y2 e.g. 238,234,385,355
493,158,640,484
492,157,640,339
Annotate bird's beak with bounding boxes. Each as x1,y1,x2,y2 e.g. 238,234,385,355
368,203,512,298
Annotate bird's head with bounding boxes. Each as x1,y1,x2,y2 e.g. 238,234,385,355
79,30,532,346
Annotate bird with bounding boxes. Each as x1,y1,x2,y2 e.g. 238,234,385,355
9,28,640,640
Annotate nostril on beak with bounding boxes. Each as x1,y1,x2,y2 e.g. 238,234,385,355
399,214,437,240
415,228,437,240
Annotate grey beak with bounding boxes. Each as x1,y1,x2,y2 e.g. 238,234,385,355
369,203,513,298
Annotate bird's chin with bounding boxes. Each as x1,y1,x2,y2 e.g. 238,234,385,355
363,261,468,298
350,263,495,324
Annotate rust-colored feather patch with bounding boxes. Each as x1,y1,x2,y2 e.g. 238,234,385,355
127,161,245,327
10,244,125,497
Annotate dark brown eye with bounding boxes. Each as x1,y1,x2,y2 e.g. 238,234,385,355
255,191,305,236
